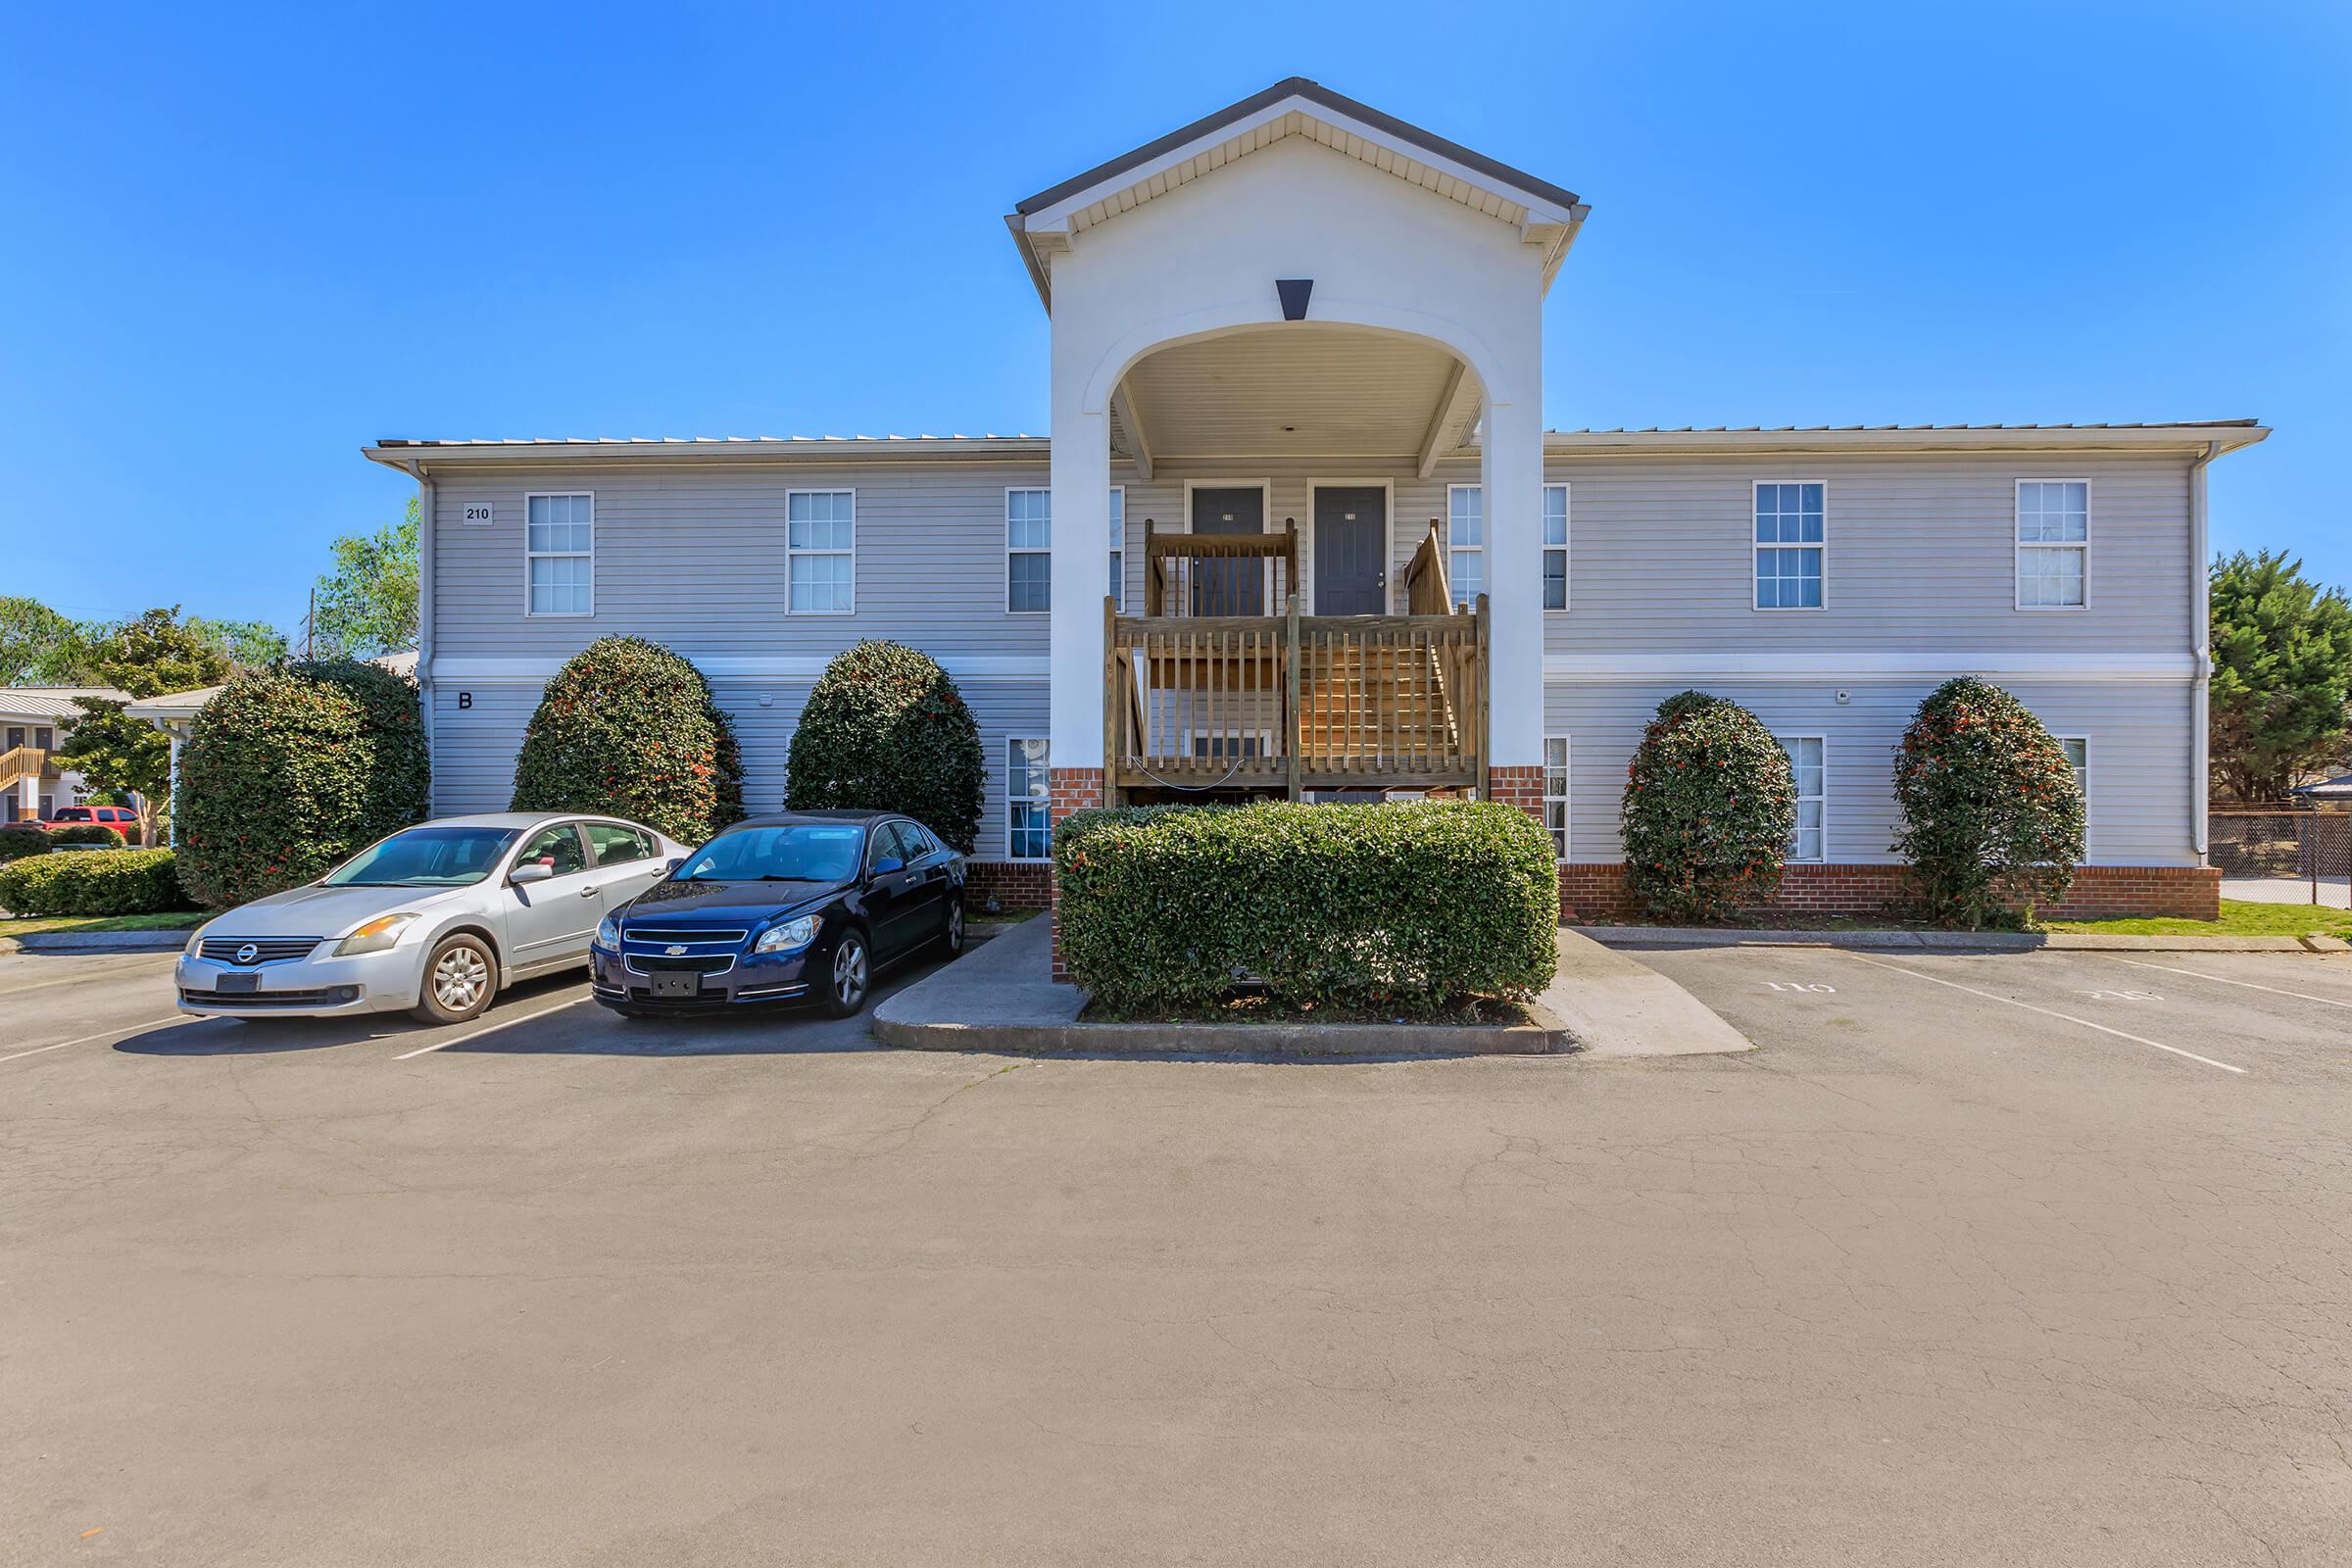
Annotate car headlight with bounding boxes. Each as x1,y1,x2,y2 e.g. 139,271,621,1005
183,922,212,957
334,912,419,956
595,914,620,950
754,913,822,954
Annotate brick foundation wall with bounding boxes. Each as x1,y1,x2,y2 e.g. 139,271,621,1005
1559,862,2221,923
965,859,1051,911
1047,767,1105,982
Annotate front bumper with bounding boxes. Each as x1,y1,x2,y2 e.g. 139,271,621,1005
589,940,819,1012
174,946,423,1018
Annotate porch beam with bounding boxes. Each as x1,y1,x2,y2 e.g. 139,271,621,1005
1416,359,1470,480
1113,380,1155,481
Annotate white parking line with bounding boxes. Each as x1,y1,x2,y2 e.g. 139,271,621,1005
392,996,592,1060
2100,956,2352,1012
0,1015,188,1065
1837,953,2247,1075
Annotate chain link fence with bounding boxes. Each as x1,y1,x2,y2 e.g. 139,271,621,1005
2208,808,2352,907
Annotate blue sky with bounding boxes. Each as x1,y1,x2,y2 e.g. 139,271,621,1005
3,1,2345,632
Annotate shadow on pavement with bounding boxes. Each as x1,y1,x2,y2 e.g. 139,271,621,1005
112,973,590,1056
442,966,944,1057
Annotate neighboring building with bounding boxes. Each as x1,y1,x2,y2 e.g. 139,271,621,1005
0,687,133,822
365,76,2264,923
2290,775,2352,804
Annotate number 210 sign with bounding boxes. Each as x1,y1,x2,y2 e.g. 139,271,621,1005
462,502,494,526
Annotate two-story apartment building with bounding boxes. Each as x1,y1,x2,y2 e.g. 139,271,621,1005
368,77,2264,921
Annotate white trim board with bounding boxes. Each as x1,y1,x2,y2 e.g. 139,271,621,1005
1542,654,2197,683
432,656,1051,683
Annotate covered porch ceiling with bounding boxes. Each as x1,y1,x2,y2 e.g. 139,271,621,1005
1109,325,1481,477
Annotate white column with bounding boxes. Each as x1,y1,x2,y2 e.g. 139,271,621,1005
1479,375,1546,770
16,773,34,823
168,731,182,847
1048,368,1112,772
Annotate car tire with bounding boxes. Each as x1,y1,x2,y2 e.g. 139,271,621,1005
941,895,965,957
411,934,497,1025
823,929,871,1018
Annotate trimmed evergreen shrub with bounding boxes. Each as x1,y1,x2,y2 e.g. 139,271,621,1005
176,661,431,907
786,640,985,854
510,637,745,845
1893,676,2083,928
0,824,51,862
1054,800,1558,1012
1619,690,1797,921
50,823,125,847
0,848,194,916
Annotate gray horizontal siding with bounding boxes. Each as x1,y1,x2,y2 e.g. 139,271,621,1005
1539,453,2192,659
1544,679,2196,866
431,464,1051,662
428,676,1050,861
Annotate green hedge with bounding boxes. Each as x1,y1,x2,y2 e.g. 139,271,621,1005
511,637,745,844
0,825,50,862
1619,690,1797,921
51,823,124,847
176,661,431,907
786,640,986,853
1054,801,1558,1012
1893,676,2083,928
0,849,194,916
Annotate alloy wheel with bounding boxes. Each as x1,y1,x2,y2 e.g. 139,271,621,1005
834,937,868,1009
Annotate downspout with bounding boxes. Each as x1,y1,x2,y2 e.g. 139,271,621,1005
2188,440,2221,858
401,459,436,809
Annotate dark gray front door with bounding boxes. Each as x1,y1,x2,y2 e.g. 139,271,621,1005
1313,487,1387,614
1190,487,1265,614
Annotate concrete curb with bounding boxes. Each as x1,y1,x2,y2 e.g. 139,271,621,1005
1577,925,2333,955
874,917,1578,1056
7,930,191,955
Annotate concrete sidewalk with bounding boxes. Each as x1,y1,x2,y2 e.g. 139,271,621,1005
1580,924,2348,954
872,917,1751,1059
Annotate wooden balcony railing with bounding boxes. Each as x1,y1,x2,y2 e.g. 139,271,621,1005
1104,593,1488,798
0,746,52,790
1143,519,1301,617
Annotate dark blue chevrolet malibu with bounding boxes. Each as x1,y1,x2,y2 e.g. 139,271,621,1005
590,810,965,1018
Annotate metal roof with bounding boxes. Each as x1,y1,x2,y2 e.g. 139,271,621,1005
0,686,134,722
1013,75,1583,219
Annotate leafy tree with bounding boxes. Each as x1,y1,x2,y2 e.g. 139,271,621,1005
1891,677,2083,929
55,608,234,845
311,496,420,658
786,640,985,853
188,616,290,670
1618,690,1797,921
0,596,92,685
2209,551,2352,803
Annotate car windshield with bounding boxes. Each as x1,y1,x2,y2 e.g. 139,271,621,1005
321,826,521,887
674,824,864,884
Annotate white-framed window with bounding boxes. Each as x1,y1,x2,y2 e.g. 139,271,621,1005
1777,735,1826,861
2059,735,2089,856
786,490,856,614
1006,737,1050,859
1446,484,1483,609
1542,483,1570,611
525,493,594,616
1107,485,1125,612
1543,735,1570,860
2017,480,2089,609
1753,482,1825,610
1007,489,1051,612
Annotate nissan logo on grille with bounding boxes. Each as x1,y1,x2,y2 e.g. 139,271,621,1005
235,943,260,965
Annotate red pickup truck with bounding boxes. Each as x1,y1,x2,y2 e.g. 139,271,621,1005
36,805,142,843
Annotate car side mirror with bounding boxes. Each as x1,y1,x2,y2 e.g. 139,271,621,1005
509,862,555,886
870,856,905,877
664,857,686,874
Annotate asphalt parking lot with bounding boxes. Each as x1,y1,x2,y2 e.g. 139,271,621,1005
5,942,2351,1565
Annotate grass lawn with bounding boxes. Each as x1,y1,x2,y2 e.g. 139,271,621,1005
0,910,210,942
2040,899,2352,940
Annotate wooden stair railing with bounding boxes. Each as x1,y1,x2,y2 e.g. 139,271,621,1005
0,746,50,790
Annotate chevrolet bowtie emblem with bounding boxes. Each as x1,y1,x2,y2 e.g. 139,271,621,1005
664,945,687,956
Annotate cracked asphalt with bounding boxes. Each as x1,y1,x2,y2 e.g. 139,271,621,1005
4,942,2350,1565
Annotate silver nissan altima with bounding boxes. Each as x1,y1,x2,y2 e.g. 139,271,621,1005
174,812,692,1024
